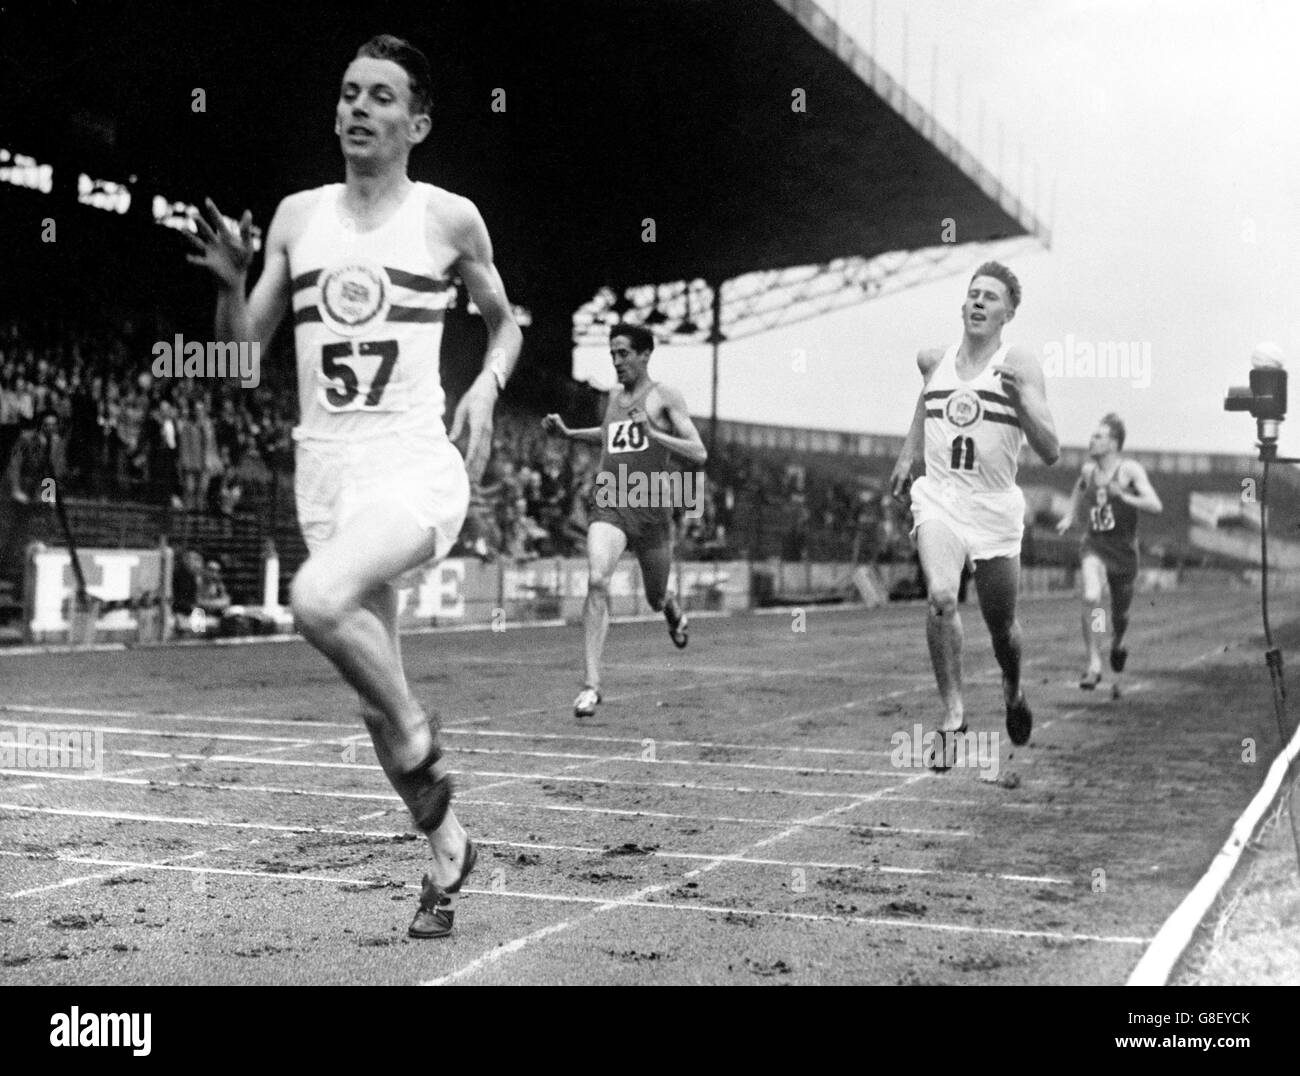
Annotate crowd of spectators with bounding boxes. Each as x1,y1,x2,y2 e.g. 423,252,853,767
2,318,912,570
0,319,293,518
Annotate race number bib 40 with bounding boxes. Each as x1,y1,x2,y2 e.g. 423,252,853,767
607,419,648,454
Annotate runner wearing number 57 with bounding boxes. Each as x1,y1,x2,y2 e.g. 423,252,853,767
186,35,522,938
889,263,1059,762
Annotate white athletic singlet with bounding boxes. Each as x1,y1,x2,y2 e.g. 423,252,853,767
922,343,1025,493
288,182,456,443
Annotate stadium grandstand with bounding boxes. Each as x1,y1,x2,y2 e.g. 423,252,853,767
2,0,1292,636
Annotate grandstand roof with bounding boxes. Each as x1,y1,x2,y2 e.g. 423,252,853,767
3,0,1044,382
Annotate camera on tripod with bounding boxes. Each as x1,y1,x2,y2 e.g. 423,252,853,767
1224,342,1287,450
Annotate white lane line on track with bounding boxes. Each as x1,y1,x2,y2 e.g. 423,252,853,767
421,772,927,985
0,719,904,769
73,750,912,799
0,705,898,759
2,848,214,899
0,849,1122,943
0,651,874,739
0,834,1067,886
0,797,969,838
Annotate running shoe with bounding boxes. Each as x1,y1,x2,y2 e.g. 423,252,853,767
573,686,602,717
666,604,689,649
409,839,478,939
1005,692,1033,746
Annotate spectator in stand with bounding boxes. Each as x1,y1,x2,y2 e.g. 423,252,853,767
197,558,232,619
172,548,205,617
196,399,223,507
67,371,100,491
210,447,243,525
116,384,146,493
0,370,21,473
1,410,65,583
140,397,182,508
177,400,207,509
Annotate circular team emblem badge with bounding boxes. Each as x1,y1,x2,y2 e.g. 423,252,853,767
317,262,391,336
944,388,982,428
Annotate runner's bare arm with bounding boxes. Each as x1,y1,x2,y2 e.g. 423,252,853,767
188,196,295,352
890,348,943,498
541,414,603,443
446,198,523,482
1112,460,1163,513
1056,463,1091,534
637,386,707,466
992,346,1060,465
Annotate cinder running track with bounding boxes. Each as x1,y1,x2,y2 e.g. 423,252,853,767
0,587,1284,984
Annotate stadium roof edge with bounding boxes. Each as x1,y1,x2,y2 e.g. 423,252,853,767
772,0,1052,249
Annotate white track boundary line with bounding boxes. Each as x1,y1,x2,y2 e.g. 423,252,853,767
0,835,1067,887
0,719,901,770
0,705,897,759
2,848,214,899
0,800,967,842
0,794,966,838
0,849,1125,945
92,750,911,799
1126,705,1300,985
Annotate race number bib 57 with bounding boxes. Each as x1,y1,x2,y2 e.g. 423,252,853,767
316,340,410,413
607,419,647,453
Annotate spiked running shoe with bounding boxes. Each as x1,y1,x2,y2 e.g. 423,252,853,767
1110,644,1128,673
1078,668,1102,690
928,723,968,772
573,686,602,718
666,604,689,649
408,839,478,939
1005,692,1033,747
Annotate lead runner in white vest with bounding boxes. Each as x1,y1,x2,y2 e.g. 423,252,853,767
186,35,522,939
890,263,1060,761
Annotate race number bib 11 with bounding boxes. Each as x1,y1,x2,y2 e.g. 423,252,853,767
607,419,648,454
316,340,410,413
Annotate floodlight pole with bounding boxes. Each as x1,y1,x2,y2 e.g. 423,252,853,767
709,279,723,452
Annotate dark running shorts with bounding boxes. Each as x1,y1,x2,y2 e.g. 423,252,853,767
588,502,673,552
1081,536,1138,584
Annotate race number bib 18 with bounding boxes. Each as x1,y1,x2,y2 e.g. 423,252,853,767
1089,502,1116,532
316,340,410,413
607,419,648,454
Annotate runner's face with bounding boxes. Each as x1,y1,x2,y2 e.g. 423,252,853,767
1089,425,1115,458
962,276,1013,337
610,337,649,386
337,58,428,166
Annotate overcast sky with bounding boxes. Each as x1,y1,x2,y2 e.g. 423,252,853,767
575,0,1300,459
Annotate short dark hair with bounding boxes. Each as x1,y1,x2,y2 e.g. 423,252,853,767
354,35,433,116
610,323,655,355
1100,413,1126,450
970,261,1021,310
